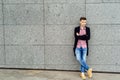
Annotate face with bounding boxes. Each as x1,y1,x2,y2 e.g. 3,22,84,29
80,20,87,27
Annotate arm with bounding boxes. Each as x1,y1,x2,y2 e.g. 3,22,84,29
75,27,90,40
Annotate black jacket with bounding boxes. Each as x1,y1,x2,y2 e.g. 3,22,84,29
73,26,90,56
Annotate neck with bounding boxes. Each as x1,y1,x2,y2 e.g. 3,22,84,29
80,26,85,29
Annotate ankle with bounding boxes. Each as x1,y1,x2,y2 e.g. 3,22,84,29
88,68,92,71
81,72,85,75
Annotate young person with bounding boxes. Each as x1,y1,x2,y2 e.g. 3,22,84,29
73,17,92,79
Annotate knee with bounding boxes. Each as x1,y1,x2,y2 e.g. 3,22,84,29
76,56,80,62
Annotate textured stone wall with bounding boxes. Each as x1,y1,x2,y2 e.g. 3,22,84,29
0,0,120,72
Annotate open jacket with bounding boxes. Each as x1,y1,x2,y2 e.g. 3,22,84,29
73,26,90,56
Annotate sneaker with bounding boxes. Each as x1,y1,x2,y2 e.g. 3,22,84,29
87,68,92,78
80,73,86,80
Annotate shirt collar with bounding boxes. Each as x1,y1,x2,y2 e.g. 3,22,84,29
80,26,86,30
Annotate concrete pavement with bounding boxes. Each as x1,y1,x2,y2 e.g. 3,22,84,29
0,69,119,80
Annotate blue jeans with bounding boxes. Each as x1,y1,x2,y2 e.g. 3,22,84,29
75,47,89,73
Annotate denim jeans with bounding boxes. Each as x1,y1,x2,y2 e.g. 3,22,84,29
75,47,89,73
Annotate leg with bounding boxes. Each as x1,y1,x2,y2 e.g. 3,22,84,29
80,48,87,73
80,48,89,71
82,48,89,71
75,48,85,72
75,48,81,64
82,48,93,78
75,48,86,79
75,48,89,72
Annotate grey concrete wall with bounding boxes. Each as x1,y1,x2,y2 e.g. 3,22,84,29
0,0,120,72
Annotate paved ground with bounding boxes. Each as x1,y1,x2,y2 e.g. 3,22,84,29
0,69,119,80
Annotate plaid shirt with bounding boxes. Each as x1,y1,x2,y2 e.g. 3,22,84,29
76,27,87,48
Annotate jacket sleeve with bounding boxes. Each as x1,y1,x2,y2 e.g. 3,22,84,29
74,28,77,38
76,27,90,40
